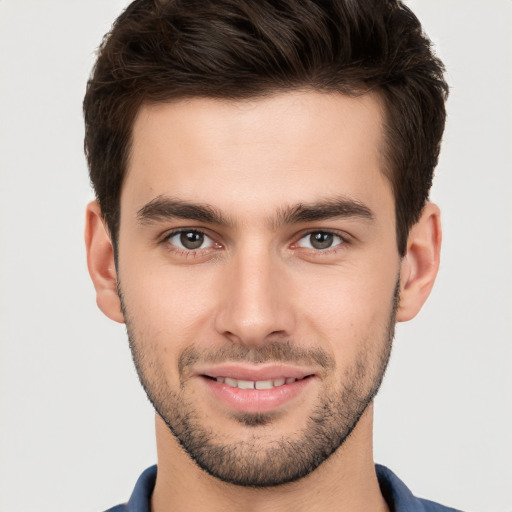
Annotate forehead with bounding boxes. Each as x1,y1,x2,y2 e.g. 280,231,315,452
123,90,392,223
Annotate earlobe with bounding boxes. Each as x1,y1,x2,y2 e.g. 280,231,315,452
84,201,125,324
397,203,442,322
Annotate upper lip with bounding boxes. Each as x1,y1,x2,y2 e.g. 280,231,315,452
196,364,315,381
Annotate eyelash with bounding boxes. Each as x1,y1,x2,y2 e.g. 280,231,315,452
161,229,220,258
160,228,350,258
293,229,349,255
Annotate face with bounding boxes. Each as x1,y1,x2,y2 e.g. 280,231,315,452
117,91,401,486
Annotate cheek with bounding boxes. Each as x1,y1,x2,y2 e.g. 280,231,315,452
120,263,219,350
292,264,398,357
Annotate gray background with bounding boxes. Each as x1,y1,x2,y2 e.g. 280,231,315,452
0,1,511,511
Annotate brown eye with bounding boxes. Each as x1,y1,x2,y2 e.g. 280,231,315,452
310,232,334,249
180,231,204,249
167,230,214,250
297,231,343,250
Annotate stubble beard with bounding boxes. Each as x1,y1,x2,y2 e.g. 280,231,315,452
120,280,398,488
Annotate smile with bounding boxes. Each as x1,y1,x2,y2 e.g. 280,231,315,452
199,368,316,414
212,376,303,389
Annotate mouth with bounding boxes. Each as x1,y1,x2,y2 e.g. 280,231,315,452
197,365,317,414
203,375,312,390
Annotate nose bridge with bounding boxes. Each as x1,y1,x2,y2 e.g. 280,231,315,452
214,240,292,345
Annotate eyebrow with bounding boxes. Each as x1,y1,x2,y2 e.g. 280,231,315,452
273,196,374,227
137,195,374,228
137,196,234,226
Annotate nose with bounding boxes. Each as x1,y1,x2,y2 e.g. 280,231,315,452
214,244,295,347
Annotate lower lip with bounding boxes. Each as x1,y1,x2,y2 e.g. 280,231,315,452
201,376,315,414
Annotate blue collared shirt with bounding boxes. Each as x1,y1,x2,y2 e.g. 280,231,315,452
105,464,463,511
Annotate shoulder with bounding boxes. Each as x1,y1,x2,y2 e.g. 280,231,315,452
417,498,464,512
376,465,464,512
103,465,157,512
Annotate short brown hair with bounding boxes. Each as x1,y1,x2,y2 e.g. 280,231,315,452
84,0,448,256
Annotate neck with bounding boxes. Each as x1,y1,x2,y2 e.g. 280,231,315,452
151,404,389,512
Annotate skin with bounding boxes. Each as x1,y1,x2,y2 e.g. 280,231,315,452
85,91,441,512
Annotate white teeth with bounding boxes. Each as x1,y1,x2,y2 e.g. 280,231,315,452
217,377,299,389
255,380,273,390
237,379,255,390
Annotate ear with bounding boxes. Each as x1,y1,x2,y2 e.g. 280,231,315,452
397,203,442,322
84,201,125,323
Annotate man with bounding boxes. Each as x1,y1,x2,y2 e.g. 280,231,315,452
83,0,460,510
